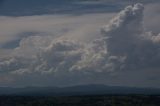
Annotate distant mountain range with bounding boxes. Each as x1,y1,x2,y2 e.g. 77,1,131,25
0,84,160,96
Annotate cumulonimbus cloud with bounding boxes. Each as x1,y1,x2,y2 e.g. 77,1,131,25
0,3,160,86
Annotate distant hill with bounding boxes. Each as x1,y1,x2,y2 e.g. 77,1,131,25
0,84,160,96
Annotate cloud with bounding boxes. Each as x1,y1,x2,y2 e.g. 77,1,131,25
0,3,160,87
76,0,160,6
0,0,119,16
0,0,158,16
0,13,114,48
72,3,146,72
144,2,160,33
101,3,160,71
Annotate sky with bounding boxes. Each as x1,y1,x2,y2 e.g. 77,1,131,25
0,0,160,88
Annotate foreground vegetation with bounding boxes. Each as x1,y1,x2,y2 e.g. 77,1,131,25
0,95,159,106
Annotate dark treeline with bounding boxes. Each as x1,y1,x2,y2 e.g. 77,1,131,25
0,95,160,106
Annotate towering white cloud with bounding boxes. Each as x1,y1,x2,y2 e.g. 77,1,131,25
101,3,160,70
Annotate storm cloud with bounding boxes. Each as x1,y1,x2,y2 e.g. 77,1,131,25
0,3,160,87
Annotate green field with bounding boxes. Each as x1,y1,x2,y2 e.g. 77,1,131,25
0,95,160,106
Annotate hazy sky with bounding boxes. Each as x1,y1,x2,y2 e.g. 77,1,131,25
0,0,160,88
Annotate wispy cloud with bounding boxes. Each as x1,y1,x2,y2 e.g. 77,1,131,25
0,13,115,48
0,0,159,16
